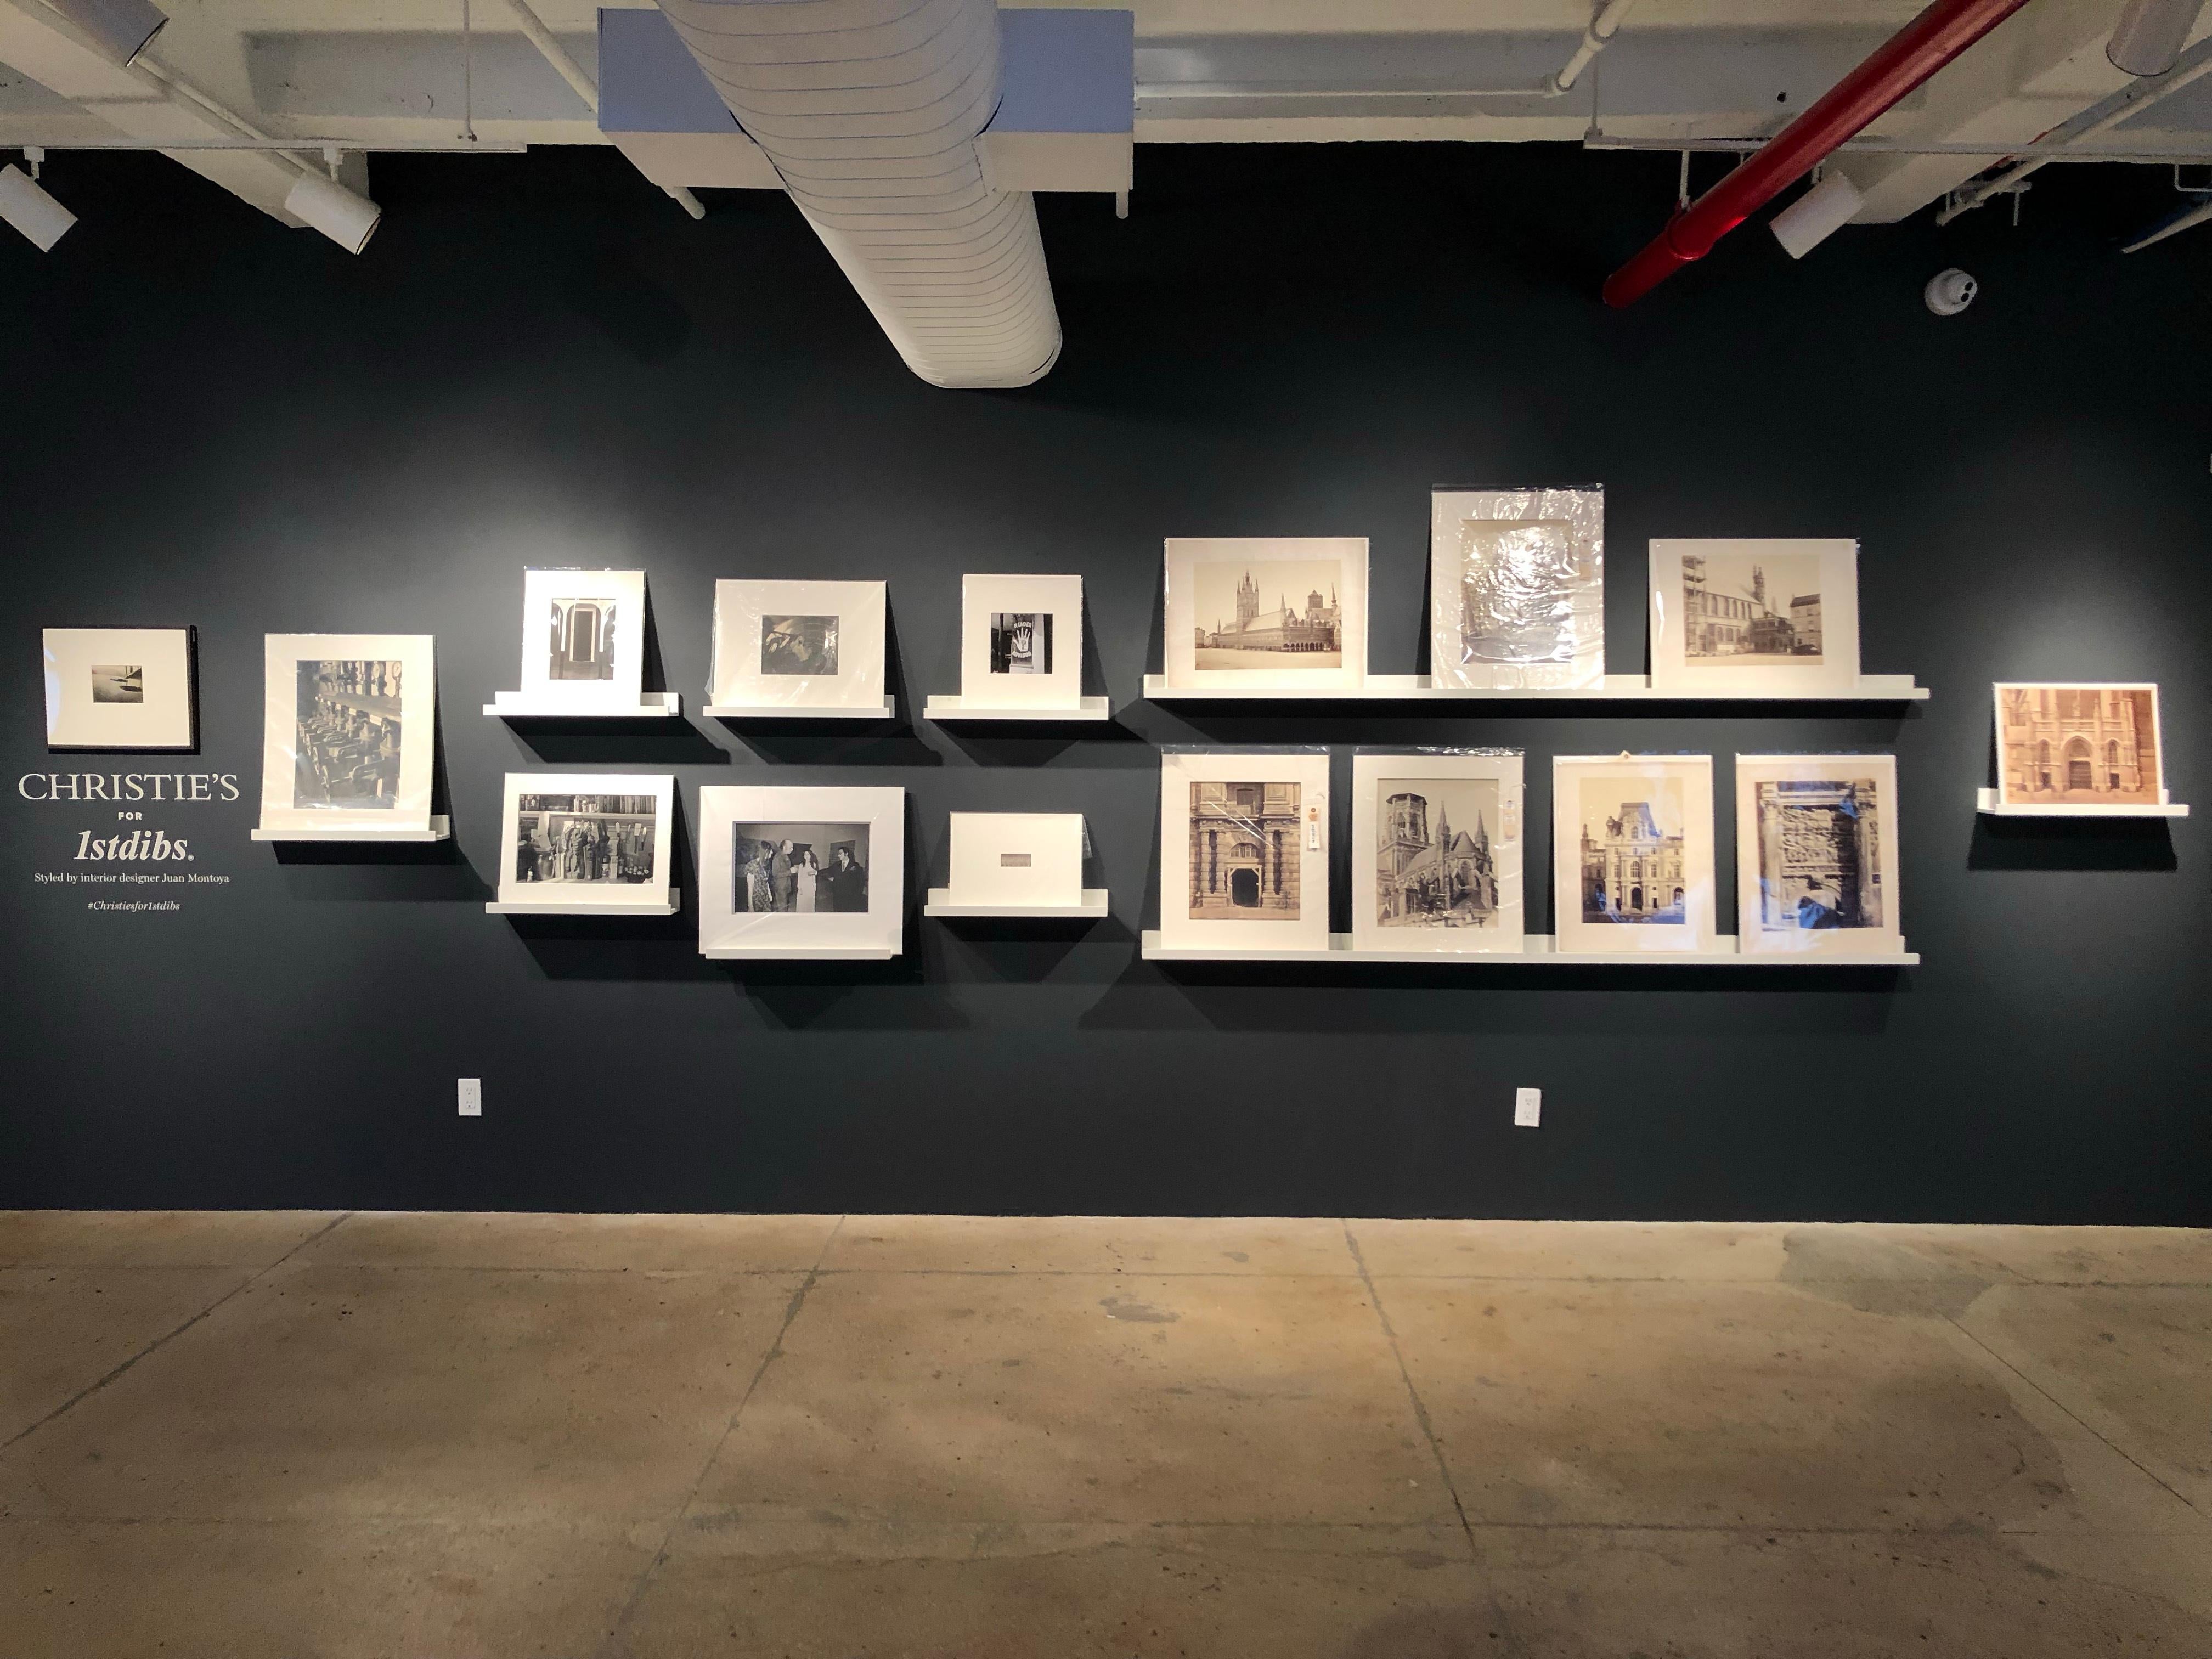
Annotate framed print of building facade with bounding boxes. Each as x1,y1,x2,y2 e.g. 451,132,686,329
256,634,438,838
1429,487,1603,690
952,574,1086,710
1993,684,2168,811
698,784,905,958
1649,538,1861,695
1162,538,1368,692
1551,754,1717,954
493,568,653,714
492,772,677,914
1158,749,1330,952
708,579,889,715
1734,754,1903,957
43,627,197,752
1351,750,1524,955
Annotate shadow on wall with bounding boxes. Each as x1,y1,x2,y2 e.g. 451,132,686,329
1966,815,2179,872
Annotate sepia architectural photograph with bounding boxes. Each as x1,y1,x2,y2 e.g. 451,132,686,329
548,596,617,681
1375,777,1498,928
1996,684,2163,805
1680,549,1822,663
1579,780,1686,923
1188,780,1302,919
1751,777,1883,930
1190,562,1342,669
293,659,402,810
513,794,658,885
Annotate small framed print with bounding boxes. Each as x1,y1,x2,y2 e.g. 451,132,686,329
710,579,887,712
1650,538,1860,695
1163,538,1368,692
257,634,437,837
496,773,676,912
698,785,905,957
516,568,648,709
1551,754,1717,954
1734,754,1903,957
43,627,197,752
1159,749,1331,952
944,812,1085,907
1351,750,1524,955
958,574,1085,709
1430,486,1603,690
1994,684,2167,810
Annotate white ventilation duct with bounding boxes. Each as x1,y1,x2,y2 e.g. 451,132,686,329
656,0,1061,389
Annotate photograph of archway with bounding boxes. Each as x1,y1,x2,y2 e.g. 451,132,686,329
1995,684,2163,806
1188,780,1301,921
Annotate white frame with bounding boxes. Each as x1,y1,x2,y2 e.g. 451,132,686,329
1650,538,1861,695
1163,538,1368,692
939,812,1086,909
1734,753,1903,958
698,785,905,958
1158,751,1331,952
1429,486,1604,691
43,627,196,751
708,579,888,714
1351,751,1525,955
490,772,678,913
1551,754,1718,955
1991,682,2170,814
257,634,437,838
953,574,1086,710
508,568,650,712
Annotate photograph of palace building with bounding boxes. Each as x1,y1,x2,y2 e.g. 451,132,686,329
1376,779,1497,928
1681,551,1821,663
1579,780,1686,923
1997,685,2162,804
1752,778,1883,930
1189,781,1301,919
1191,562,1342,669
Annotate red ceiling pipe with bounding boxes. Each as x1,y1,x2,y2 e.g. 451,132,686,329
1601,0,2032,308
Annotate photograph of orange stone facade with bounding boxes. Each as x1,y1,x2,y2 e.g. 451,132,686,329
1189,781,1301,918
1996,684,2163,804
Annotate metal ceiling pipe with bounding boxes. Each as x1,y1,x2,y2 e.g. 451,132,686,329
656,0,1061,389
1601,0,2030,308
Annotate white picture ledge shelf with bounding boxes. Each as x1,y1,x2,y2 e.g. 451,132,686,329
704,698,896,720
926,888,1110,919
701,945,901,961
484,691,684,718
1140,673,1928,703
1139,931,1919,967
1975,788,2188,819
924,695,1112,722
487,889,681,916
252,816,451,843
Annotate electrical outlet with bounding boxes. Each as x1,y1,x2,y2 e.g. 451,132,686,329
458,1078,482,1117
1513,1087,1541,1128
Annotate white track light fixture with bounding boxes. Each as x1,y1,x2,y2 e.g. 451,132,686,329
285,167,381,255
0,161,76,252
1770,171,1867,259
38,0,168,67
2108,0,2208,77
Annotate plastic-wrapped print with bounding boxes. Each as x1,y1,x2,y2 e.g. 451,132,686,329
1429,487,1603,690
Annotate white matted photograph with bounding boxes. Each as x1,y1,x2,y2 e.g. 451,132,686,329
1551,754,1717,954
512,568,649,710
710,579,887,712
1649,538,1861,694
1734,754,1903,957
257,634,437,836
43,626,197,751
943,812,1086,909
1351,751,1524,954
496,774,676,912
1163,538,1368,691
1429,487,1603,690
1158,750,1331,952
698,785,905,956
956,574,1085,708
1993,683,2166,809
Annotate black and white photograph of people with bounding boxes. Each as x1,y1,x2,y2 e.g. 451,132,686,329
735,823,870,913
512,795,658,884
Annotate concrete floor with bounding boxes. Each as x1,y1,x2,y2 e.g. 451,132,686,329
1,1214,2207,1657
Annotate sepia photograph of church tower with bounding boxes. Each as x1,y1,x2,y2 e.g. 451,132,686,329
1376,780,1498,927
